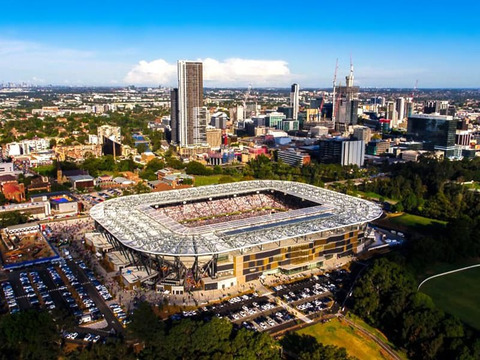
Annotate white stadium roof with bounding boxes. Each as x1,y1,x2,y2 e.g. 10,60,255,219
90,180,383,256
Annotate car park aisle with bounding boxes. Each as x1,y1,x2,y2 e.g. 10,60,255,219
66,259,123,334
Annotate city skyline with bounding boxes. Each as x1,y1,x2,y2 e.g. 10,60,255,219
1,0,479,88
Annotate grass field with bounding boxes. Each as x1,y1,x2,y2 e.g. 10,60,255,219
33,164,56,176
373,213,446,235
389,213,447,227
194,175,243,187
354,191,396,203
297,318,392,360
420,266,480,330
194,175,228,187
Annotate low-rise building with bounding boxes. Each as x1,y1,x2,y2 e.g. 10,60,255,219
277,148,311,166
1,182,25,202
121,266,158,290
49,194,78,215
84,232,113,254
366,140,391,156
105,251,130,272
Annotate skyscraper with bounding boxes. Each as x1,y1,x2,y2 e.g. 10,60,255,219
290,83,299,120
318,138,365,167
171,60,206,147
335,61,359,130
396,97,405,123
407,114,457,156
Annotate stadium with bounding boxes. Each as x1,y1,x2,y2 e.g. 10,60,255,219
90,180,382,292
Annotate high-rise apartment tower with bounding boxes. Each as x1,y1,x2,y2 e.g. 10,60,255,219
170,60,206,147
290,83,299,120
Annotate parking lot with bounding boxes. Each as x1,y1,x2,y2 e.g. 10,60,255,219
0,258,125,338
166,269,351,334
77,189,122,210
170,292,296,333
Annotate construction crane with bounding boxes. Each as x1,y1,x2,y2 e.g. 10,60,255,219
332,59,339,126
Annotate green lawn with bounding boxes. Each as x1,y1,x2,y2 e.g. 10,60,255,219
194,175,232,187
420,266,480,330
297,318,392,360
389,213,446,227
355,190,391,201
373,213,446,235
33,164,56,176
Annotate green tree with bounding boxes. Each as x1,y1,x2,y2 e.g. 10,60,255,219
186,161,213,176
218,175,235,184
137,143,148,154
128,302,164,345
0,310,60,359
0,211,29,227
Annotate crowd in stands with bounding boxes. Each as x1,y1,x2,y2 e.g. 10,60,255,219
160,193,295,226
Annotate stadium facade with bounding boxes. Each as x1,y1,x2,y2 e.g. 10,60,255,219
90,180,382,292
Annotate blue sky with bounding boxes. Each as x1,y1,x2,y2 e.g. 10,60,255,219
1,0,479,87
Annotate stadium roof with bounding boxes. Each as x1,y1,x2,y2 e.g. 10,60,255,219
90,180,383,257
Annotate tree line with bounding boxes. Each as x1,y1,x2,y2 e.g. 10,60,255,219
360,157,480,220
352,258,480,360
0,302,354,359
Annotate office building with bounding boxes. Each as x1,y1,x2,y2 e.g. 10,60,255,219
405,98,414,117
366,140,390,155
424,100,449,115
170,89,179,144
193,106,208,144
282,120,300,132
353,126,372,143
396,97,405,123
290,84,299,120
206,128,223,149
456,130,472,147
210,112,228,130
170,61,205,147
252,115,267,127
266,112,286,129
335,62,359,130
277,149,310,166
97,125,121,145
318,138,365,167
386,101,398,127
277,106,294,119
407,114,457,156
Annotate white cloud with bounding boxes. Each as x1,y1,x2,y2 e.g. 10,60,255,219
202,58,291,84
124,59,177,85
124,58,292,86
0,38,129,85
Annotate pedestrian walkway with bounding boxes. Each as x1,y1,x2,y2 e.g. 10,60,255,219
80,319,108,329
265,292,312,324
